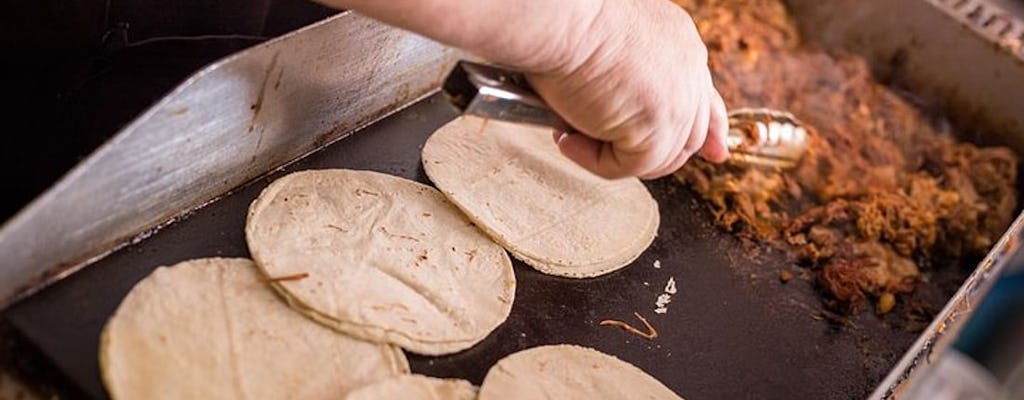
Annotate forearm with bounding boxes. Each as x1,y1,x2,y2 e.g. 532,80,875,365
315,0,608,73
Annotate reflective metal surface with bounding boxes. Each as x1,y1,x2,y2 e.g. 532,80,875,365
442,61,573,131
870,213,1023,399
725,108,808,169
0,12,459,307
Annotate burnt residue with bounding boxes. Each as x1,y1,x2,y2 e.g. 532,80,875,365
307,81,440,155
273,67,285,91
248,51,280,134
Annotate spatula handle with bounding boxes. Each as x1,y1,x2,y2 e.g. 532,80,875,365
442,60,573,132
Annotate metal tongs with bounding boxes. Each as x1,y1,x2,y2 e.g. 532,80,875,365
442,61,809,169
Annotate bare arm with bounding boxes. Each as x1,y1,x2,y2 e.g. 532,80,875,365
317,0,729,179
316,0,601,72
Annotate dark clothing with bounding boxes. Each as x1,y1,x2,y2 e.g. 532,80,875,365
0,1,337,221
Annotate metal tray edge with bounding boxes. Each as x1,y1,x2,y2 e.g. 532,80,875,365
0,12,459,309
870,211,1024,399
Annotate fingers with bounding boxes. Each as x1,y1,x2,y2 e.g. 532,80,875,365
534,0,727,180
699,88,730,163
638,141,691,180
555,132,623,179
638,92,709,180
554,88,722,180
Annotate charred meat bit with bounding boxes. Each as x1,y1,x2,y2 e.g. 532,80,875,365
779,270,793,283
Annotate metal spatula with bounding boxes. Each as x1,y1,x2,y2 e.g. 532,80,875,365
442,60,809,169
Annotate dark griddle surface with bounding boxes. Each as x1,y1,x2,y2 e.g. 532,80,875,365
4,94,921,399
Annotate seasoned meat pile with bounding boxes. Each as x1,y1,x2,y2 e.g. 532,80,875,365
674,0,1019,313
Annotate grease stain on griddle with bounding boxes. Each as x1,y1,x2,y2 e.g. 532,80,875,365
248,51,280,134
274,67,285,91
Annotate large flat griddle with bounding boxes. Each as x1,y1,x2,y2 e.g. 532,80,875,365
4,93,929,400
6,1,1024,398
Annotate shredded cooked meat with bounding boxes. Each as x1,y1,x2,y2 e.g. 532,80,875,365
673,0,1019,313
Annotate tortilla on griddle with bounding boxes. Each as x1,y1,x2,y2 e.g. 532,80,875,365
422,116,660,278
100,258,408,400
479,344,683,400
245,169,515,355
345,374,476,400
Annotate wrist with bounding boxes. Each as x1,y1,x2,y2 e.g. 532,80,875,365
470,0,613,75
521,0,623,76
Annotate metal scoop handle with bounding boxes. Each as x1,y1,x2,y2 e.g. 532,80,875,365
442,61,573,132
442,60,808,169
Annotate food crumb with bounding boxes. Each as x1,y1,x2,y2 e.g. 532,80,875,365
599,312,658,340
877,292,896,315
653,277,677,314
779,270,793,283
655,294,672,309
653,260,662,269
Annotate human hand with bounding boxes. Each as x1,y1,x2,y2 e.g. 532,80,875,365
318,0,729,179
525,0,730,179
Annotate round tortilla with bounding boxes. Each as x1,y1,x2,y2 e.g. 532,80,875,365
421,116,660,278
245,169,516,355
345,374,476,400
100,258,407,400
479,345,683,400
